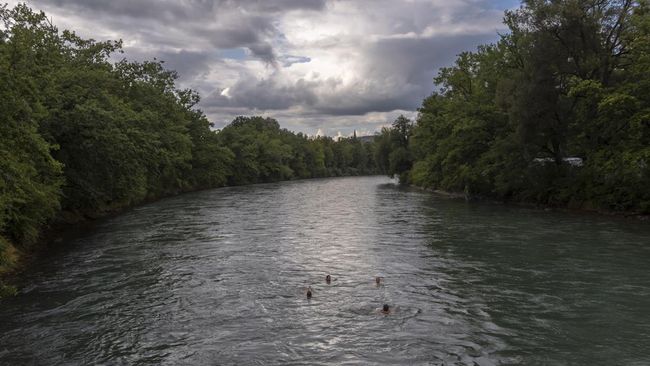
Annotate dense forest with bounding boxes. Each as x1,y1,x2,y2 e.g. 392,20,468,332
377,0,649,214
0,5,377,295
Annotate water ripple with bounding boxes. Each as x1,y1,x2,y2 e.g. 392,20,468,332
1,176,649,365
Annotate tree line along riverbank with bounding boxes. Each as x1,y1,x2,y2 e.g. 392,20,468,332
0,5,381,296
374,0,649,216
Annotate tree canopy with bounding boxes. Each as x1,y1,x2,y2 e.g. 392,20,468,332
383,0,649,213
0,4,378,294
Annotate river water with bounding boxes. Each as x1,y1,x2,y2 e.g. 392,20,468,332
1,176,649,365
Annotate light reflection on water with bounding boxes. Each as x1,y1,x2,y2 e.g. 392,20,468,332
1,176,649,365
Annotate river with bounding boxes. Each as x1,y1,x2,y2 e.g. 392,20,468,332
1,176,649,365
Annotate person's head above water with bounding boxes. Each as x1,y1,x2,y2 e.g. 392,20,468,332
382,304,390,313
306,287,312,299
376,276,382,285
326,274,331,283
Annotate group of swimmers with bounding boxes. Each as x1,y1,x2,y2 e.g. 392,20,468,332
305,275,392,315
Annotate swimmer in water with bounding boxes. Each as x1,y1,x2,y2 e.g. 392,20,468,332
375,276,383,286
380,304,390,315
325,274,331,284
306,286,312,299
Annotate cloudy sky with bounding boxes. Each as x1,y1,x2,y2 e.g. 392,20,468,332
8,0,519,137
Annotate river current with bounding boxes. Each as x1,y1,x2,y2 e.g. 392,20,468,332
1,176,649,365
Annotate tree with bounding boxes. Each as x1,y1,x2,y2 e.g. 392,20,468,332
0,4,63,243
404,0,649,212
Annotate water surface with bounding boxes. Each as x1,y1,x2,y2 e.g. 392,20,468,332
1,176,649,365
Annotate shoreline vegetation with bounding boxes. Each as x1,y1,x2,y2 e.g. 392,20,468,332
2,1,650,296
374,1,649,217
422,187,649,221
0,5,379,296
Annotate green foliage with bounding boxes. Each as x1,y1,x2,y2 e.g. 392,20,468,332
186,109,233,189
0,4,381,293
0,236,19,297
0,4,63,244
373,115,414,182
381,0,649,213
0,236,16,271
0,3,380,257
218,116,378,185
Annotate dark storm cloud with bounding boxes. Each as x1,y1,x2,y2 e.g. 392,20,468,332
13,0,512,134
190,15,279,63
205,75,319,110
116,47,219,91
246,42,277,64
43,0,325,19
155,50,214,80
220,0,326,12
203,32,496,116
31,0,325,63
44,0,212,22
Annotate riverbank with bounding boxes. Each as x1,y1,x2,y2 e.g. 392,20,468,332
0,208,130,297
0,174,381,298
413,185,650,221
0,189,221,296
